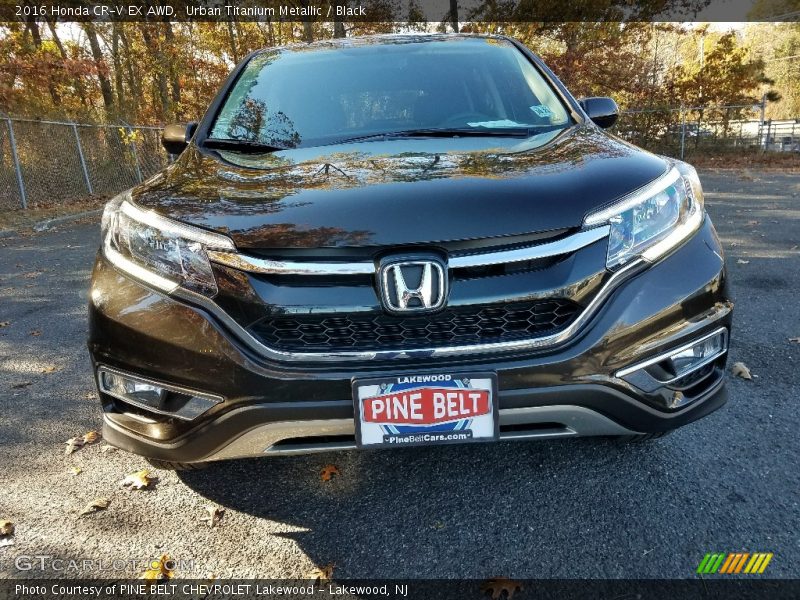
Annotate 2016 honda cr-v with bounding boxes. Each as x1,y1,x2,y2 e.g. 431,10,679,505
88,34,732,470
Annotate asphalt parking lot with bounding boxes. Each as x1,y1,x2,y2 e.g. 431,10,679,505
0,169,798,580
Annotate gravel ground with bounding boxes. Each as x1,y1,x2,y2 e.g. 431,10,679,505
0,169,798,581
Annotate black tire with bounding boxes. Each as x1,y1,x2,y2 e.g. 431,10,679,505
613,431,672,444
146,458,206,471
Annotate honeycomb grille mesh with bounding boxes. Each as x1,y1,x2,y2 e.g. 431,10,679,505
248,299,580,352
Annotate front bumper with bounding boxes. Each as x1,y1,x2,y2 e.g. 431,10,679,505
89,218,732,463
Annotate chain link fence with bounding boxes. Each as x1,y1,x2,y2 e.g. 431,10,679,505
614,104,800,159
1,105,798,212
0,116,168,211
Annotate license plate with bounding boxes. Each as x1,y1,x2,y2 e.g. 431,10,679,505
352,372,499,448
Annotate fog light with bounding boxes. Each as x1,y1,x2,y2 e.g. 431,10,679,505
617,327,728,396
100,371,165,407
664,331,727,380
97,368,222,420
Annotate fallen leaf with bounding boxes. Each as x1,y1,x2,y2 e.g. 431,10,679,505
745,220,760,226
79,497,110,516
0,321,9,328
736,259,750,264
69,467,83,476
41,365,59,374
320,464,340,482
11,381,32,389
65,437,85,455
23,271,43,279
141,554,175,580
431,520,446,530
481,577,523,599
100,445,118,454
789,337,800,344
199,505,225,528
120,470,155,490
307,562,335,584
29,329,41,336
0,520,13,536
82,430,101,445
732,362,753,380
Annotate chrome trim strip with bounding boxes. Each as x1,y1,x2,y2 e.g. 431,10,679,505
449,225,610,268
207,225,610,276
173,258,647,363
208,406,640,460
616,327,729,379
207,251,375,276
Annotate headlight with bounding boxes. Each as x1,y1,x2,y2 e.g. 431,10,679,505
584,164,704,269
101,191,236,297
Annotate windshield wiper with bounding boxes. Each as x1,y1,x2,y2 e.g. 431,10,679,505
332,124,564,145
203,138,287,153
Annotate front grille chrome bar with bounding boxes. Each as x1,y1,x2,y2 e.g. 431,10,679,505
207,225,610,276
449,226,609,269
207,251,375,276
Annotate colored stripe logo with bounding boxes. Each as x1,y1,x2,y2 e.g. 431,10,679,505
697,552,773,574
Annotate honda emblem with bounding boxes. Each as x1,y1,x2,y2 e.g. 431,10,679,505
379,258,447,314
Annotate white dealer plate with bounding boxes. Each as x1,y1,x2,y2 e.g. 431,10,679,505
352,372,499,448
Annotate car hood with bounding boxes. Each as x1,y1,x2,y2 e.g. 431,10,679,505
132,125,668,249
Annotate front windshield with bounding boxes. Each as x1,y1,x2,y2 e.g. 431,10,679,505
209,37,572,149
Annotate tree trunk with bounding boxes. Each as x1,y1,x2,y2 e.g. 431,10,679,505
46,18,66,56
163,21,181,111
449,0,459,33
226,20,240,63
333,0,346,38
119,28,141,119
300,0,314,42
140,24,169,121
27,16,62,107
265,20,275,46
112,23,125,110
48,19,89,107
24,15,42,46
83,22,115,113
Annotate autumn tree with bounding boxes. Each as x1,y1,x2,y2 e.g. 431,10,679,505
745,22,800,118
673,30,779,122
0,9,795,127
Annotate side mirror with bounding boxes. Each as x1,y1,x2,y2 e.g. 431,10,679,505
579,97,619,129
161,122,198,155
